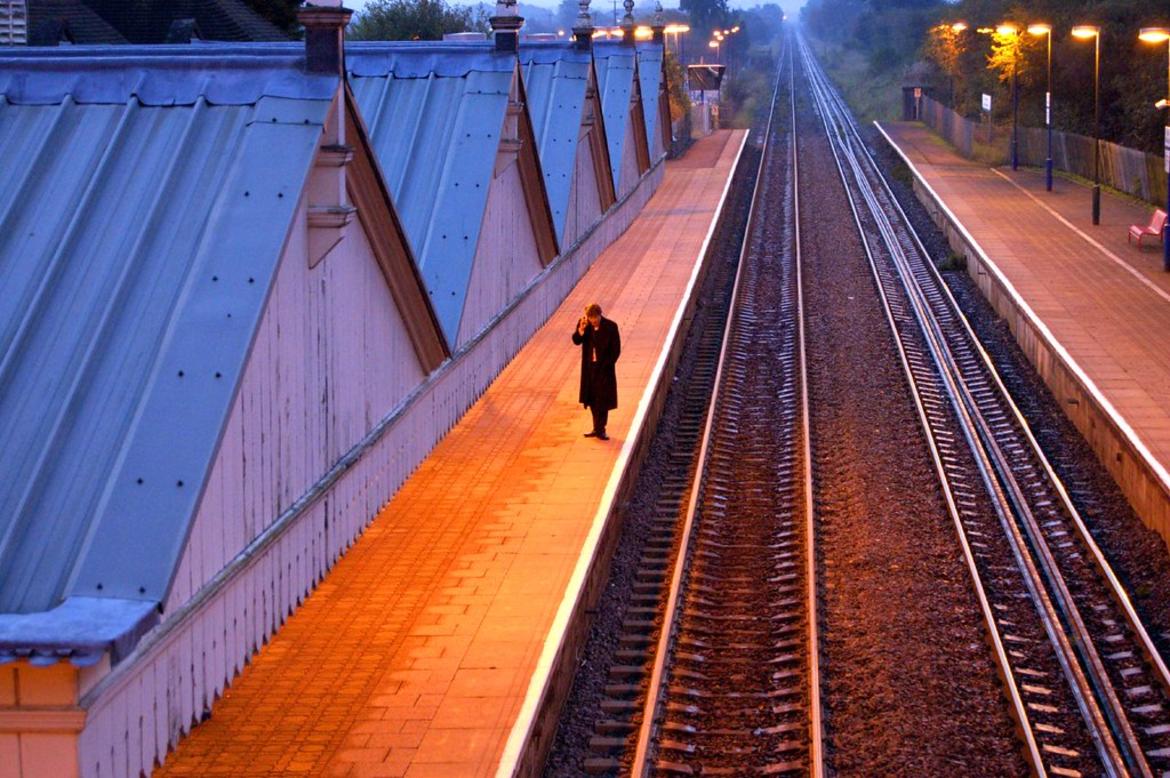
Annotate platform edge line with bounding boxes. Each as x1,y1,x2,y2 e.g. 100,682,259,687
873,121,1170,499
494,129,752,778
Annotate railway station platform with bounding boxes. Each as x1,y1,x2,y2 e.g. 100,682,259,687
878,120,1170,547
151,129,748,778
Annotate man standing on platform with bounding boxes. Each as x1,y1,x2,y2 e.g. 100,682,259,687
573,303,621,440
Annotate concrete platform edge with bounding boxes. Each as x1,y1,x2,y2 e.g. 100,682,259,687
875,121,1170,547
495,130,752,777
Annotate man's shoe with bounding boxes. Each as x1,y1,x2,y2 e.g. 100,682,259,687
597,432,609,441
584,431,599,438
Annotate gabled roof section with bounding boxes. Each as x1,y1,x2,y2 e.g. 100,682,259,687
0,45,336,660
348,42,559,344
636,40,670,158
344,88,449,372
593,40,650,187
520,42,614,244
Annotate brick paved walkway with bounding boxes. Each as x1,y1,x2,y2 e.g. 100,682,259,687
153,130,746,778
880,120,1170,497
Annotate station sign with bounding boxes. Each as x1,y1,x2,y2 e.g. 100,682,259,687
982,93,992,112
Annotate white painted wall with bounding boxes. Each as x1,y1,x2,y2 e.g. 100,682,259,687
456,158,544,346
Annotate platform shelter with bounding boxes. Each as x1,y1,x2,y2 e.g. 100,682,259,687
0,15,467,775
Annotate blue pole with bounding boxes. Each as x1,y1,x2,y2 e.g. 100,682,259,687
1011,59,1019,170
1046,33,1053,191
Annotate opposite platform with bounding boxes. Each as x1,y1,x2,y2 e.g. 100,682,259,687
153,129,748,778
879,120,1170,545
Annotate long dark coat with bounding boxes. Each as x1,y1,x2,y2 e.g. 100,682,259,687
572,317,621,411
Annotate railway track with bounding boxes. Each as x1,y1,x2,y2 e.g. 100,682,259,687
799,33,1170,778
621,42,822,777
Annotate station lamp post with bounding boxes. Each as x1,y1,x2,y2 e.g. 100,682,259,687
663,23,690,62
1139,27,1170,271
708,37,720,64
998,24,1021,171
1028,23,1054,191
1072,25,1102,225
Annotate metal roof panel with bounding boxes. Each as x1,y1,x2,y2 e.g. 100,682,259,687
636,41,664,155
349,43,516,343
593,41,636,189
520,43,591,243
0,48,334,627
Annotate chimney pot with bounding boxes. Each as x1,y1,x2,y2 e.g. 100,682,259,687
299,3,353,76
489,0,523,53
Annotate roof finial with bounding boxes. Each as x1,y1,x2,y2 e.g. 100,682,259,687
621,0,634,43
490,0,523,52
573,0,593,49
652,0,665,42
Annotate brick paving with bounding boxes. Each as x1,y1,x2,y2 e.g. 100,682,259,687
153,130,746,778
880,120,1170,476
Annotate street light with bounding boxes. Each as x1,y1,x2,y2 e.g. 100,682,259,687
708,37,720,64
951,21,968,33
1139,27,1170,270
1028,23,1054,191
998,24,1021,171
1072,25,1102,225
663,22,690,61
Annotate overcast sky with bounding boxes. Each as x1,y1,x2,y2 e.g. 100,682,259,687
347,0,806,18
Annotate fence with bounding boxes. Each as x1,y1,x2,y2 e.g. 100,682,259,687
919,95,1168,209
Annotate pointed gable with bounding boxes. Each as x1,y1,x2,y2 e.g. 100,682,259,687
636,39,671,160
521,41,616,245
0,46,336,624
349,43,559,345
594,40,651,194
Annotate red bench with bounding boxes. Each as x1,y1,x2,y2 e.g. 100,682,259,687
1129,208,1168,248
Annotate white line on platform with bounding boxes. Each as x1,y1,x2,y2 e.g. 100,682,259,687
874,121,1170,498
989,168,1170,307
495,130,751,777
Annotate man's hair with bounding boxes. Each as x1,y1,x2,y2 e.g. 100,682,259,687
585,303,603,317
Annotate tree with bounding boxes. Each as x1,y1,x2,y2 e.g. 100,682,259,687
348,0,488,41
680,0,729,41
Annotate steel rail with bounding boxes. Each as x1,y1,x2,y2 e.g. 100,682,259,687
799,39,1128,775
629,37,823,776
794,36,1049,778
802,33,1170,777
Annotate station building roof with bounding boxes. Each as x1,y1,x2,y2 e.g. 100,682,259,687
593,39,650,191
636,39,670,158
520,40,616,245
0,43,440,664
348,42,559,344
